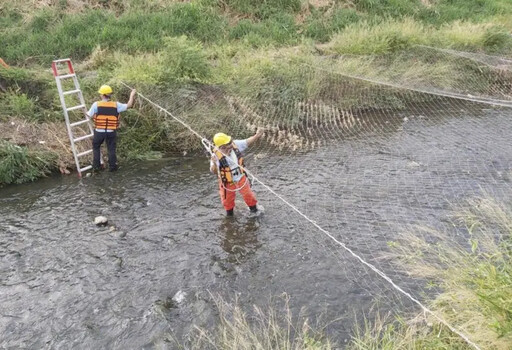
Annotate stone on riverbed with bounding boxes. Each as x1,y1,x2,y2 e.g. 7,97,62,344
172,290,187,305
94,216,108,226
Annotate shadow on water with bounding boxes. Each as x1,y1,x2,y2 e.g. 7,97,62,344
219,216,262,265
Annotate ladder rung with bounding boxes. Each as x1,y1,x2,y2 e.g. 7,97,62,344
53,58,71,64
73,133,93,142
70,119,89,127
58,73,76,79
63,89,81,96
79,165,93,173
77,149,93,157
67,104,85,112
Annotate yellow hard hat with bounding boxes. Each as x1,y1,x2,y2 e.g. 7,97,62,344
213,133,231,147
98,85,113,95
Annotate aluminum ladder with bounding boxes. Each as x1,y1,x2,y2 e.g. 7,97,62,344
52,59,94,178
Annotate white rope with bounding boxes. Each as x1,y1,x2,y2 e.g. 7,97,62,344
121,81,482,350
306,61,512,108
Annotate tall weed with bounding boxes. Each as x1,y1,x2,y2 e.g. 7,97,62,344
330,18,512,55
0,141,56,185
351,196,512,349
331,18,424,55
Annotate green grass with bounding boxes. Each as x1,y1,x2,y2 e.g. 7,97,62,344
221,0,303,19
2,91,36,119
229,14,299,47
0,66,58,121
0,4,227,63
350,196,512,349
418,0,512,25
304,7,362,43
0,141,57,186
349,313,470,350
186,294,335,350
2,0,511,64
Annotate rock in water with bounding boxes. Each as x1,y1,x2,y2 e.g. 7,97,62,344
94,216,108,226
172,290,187,305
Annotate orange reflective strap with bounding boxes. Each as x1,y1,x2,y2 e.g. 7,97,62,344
94,101,119,130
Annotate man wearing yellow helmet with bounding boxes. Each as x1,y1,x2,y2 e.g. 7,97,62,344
210,128,264,216
87,85,136,172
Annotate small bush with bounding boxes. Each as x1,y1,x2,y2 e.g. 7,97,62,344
160,36,211,83
2,92,36,118
110,52,164,85
0,66,56,120
0,141,57,185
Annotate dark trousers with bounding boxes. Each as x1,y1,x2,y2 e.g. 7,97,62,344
92,130,117,170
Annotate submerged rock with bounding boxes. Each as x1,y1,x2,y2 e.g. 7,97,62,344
115,231,127,238
172,290,187,305
407,161,421,169
94,216,108,226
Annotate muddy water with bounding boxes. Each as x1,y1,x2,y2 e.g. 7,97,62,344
1,103,512,349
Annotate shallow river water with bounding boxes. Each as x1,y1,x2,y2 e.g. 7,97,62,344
1,102,512,348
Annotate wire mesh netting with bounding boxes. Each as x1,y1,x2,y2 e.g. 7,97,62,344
126,48,512,348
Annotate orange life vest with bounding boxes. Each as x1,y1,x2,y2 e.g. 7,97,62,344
93,101,119,130
215,143,246,184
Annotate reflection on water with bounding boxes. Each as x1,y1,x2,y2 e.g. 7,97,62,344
219,216,262,264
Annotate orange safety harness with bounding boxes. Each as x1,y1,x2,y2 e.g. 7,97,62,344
214,143,247,185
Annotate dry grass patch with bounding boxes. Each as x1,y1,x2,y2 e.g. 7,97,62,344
0,117,74,173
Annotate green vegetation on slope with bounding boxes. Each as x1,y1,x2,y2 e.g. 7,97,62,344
0,140,57,185
0,0,511,184
1,0,511,63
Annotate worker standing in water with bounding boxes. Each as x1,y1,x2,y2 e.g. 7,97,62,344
87,85,136,172
210,129,264,216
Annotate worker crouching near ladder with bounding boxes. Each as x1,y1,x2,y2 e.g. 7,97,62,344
210,129,264,216
87,85,136,172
